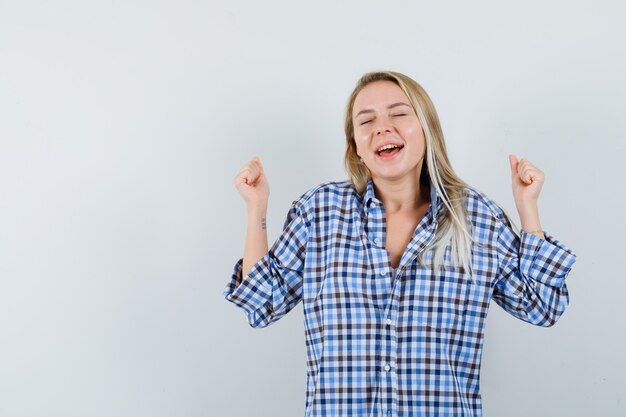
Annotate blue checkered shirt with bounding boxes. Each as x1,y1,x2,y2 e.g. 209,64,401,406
223,178,577,417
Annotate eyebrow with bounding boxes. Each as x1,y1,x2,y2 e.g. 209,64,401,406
354,102,411,118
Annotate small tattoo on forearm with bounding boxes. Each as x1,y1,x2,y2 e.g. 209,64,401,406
261,217,266,230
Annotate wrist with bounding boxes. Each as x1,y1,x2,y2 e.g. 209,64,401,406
247,202,268,215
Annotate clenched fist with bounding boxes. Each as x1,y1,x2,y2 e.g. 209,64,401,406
508,154,544,211
233,156,270,209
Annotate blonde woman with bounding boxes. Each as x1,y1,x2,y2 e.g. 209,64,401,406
224,71,577,417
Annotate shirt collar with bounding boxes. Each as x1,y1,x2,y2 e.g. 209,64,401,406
363,177,443,218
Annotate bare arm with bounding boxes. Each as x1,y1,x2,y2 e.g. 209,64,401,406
233,156,271,283
508,154,545,240
518,203,545,240
242,203,269,280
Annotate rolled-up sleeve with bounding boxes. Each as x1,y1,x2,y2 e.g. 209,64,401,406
223,200,310,328
492,213,577,327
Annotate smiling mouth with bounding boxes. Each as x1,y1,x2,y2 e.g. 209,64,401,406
376,145,404,158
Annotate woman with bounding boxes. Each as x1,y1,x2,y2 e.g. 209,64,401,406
223,71,577,417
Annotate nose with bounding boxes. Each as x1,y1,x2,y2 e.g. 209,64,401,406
374,115,393,135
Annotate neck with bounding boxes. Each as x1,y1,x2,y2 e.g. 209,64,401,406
372,170,430,214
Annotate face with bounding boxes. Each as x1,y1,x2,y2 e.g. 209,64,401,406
352,80,426,183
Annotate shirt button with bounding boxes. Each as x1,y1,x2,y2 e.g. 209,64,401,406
386,318,392,325
374,238,381,245
384,363,391,372
380,270,386,276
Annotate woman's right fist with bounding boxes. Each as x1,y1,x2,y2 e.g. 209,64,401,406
233,156,270,208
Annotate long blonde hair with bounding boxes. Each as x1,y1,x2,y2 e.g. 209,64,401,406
344,70,518,278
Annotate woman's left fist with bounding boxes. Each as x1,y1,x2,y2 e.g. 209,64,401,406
508,154,544,210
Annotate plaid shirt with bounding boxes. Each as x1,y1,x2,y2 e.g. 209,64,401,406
223,178,577,417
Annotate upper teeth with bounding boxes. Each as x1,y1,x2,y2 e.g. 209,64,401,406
378,144,399,152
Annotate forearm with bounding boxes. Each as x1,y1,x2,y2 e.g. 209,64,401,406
242,204,270,280
518,203,545,240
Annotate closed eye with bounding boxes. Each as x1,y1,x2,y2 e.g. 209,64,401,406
360,114,406,125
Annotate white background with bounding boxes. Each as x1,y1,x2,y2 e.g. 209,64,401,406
1,1,624,416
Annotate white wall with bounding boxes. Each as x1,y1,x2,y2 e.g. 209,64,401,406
1,0,624,416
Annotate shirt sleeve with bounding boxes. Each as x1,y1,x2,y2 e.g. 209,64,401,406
222,199,310,328
492,213,577,327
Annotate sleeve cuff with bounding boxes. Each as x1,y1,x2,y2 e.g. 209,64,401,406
222,256,273,327
519,230,577,288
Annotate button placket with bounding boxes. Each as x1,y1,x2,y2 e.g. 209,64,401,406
380,294,399,417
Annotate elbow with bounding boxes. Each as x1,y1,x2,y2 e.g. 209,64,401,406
537,315,559,327
246,302,275,329
531,285,570,328
534,302,569,328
